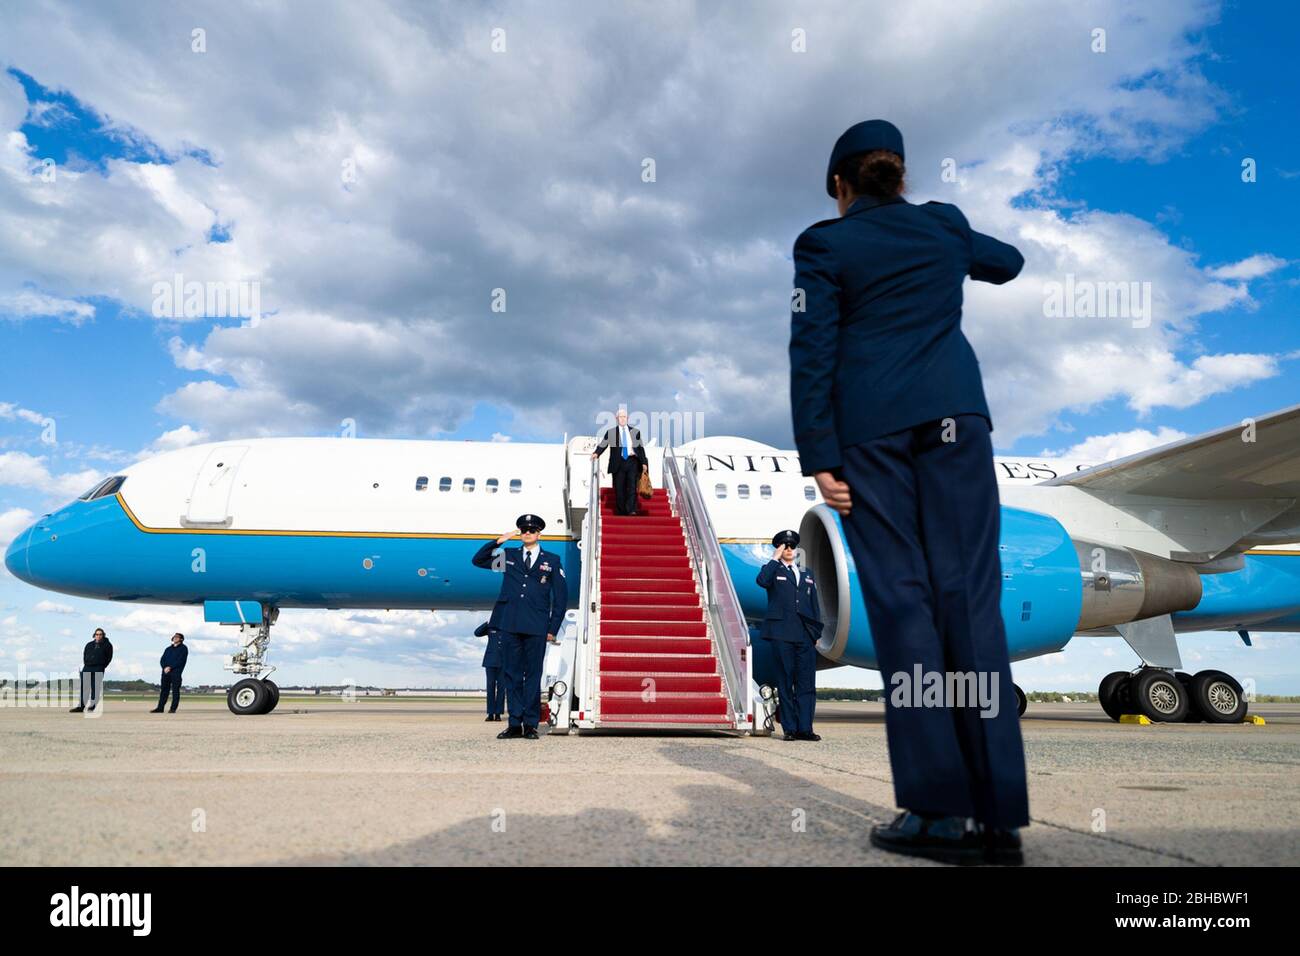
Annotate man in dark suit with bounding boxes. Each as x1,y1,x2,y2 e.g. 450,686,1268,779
591,408,648,516
150,632,188,713
70,627,112,713
790,119,1028,865
475,620,506,721
756,530,823,741
471,514,568,740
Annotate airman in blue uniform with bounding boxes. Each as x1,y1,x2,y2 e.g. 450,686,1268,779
791,119,1028,865
756,530,823,741
474,620,506,721
472,514,568,740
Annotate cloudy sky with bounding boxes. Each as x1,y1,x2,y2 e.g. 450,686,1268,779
1,0,1297,691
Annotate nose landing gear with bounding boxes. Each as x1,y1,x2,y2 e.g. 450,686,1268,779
224,609,281,715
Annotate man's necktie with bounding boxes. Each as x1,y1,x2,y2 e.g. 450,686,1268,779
524,551,533,572
621,427,629,460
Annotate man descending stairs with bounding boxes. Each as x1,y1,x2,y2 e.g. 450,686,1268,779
595,487,733,728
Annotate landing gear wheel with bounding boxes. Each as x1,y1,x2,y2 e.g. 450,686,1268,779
1013,683,1027,717
1132,669,1188,723
1190,670,1247,723
1098,671,1133,722
261,679,280,714
227,678,269,716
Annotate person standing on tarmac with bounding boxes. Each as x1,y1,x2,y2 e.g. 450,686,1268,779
70,627,112,713
790,119,1028,865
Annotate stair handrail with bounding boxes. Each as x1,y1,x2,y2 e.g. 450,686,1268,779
663,446,751,728
574,452,602,724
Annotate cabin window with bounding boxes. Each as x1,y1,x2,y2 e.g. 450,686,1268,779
714,483,727,499
439,476,452,492
485,478,499,494
415,476,428,491
804,485,816,501
737,484,750,499
509,479,522,494
462,478,475,492
759,484,772,500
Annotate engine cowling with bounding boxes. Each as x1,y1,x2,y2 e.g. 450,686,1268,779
796,503,1200,669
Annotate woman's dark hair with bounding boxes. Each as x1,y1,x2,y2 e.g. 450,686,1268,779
834,148,905,200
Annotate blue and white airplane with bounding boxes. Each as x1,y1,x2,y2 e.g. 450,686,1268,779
6,405,1298,723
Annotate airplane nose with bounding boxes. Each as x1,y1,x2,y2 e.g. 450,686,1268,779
4,522,34,583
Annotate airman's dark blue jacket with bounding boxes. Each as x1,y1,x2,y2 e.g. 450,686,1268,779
790,195,1023,474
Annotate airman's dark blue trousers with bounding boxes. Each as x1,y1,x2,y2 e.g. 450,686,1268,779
501,632,545,728
840,414,1029,829
768,638,817,734
484,665,506,716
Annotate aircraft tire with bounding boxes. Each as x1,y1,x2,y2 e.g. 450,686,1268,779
261,679,280,714
1190,670,1247,723
1132,669,1189,723
1098,671,1132,721
228,678,269,716
1014,683,1027,717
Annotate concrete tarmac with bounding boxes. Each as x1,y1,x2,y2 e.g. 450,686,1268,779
1,698,1297,866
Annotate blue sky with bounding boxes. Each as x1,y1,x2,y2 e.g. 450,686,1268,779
1,1,1297,692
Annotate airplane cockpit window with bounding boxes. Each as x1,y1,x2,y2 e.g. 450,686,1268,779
439,476,452,492
509,479,522,494
760,484,772,500
415,476,429,491
463,478,475,492
804,486,816,501
80,476,126,500
485,478,499,494
714,483,727,499
737,484,750,499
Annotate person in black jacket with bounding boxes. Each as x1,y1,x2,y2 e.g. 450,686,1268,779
150,633,188,713
790,120,1028,866
591,408,648,516
70,627,112,713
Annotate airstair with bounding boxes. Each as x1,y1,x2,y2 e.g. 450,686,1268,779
556,447,762,734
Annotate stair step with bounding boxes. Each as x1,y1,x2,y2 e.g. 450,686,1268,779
600,695,728,715
602,556,690,569
602,621,706,637
602,605,704,622
601,544,688,556
601,590,699,606
599,654,718,674
600,579,697,594
600,674,722,693
596,714,734,726
602,570,695,583
601,637,712,655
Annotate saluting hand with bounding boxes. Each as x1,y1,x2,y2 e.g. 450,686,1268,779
496,530,519,544
814,470,852,516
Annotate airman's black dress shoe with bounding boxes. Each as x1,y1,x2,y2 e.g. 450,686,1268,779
496,726,523,739
869,811,983,865
982,826,1023,866
782,732,796,741
68,706,84,713
523,726,540,739
150,707,164,713
795,731,821,741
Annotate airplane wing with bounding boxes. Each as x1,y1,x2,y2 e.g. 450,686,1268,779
1043,403,1300,500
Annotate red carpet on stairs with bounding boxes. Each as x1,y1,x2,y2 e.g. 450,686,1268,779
596,487,732,726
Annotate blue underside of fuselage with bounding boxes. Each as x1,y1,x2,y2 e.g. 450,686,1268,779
6,497,1299,672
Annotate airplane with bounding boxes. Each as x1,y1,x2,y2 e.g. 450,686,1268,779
5,404,1298,726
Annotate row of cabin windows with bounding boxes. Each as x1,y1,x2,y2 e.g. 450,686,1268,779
714,482,816,502
414,476,522,494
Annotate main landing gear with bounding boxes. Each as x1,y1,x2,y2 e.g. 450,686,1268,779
1098,668,1247,723
224,609,281,715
